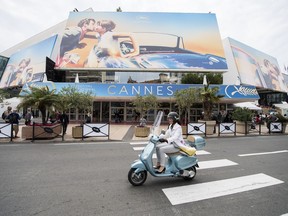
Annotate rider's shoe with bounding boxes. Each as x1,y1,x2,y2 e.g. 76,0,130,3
153,165,161,169
156,166,166,174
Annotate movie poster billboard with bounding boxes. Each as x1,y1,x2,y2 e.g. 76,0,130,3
56,12,227,71
228,38,287,92
0,35,57,88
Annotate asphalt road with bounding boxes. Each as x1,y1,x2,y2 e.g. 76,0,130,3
0,136,288,216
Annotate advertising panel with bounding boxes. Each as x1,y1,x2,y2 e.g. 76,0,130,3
0,35,57,88
21,82,259,100
56,12,227,71
228,38,287,92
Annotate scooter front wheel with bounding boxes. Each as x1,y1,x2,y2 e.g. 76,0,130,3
183,166,197,181
128,168,147,186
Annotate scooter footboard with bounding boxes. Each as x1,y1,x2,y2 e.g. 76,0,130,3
131,159,146,172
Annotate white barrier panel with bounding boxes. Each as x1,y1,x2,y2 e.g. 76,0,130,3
219,123,236,134
270,122,282,132
83,123,109,137
187,122,206,135
0,123,12,138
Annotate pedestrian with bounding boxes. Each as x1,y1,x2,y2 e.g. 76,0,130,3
60,111,69,134
85,112,92,123
7,109,21,138
24,108,33,125
2,106,12,123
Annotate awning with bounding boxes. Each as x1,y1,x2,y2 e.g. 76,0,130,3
233,102,262,111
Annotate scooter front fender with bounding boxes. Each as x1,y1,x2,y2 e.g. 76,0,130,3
131,159,146,172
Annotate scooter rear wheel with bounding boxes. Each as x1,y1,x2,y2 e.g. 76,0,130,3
128,168,147,186
183,166,197,181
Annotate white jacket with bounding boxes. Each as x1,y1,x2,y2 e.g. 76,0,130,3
161,123,186,148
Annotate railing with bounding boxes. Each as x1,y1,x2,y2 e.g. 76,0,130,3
81,123,110,140
0,123,13,142
186,121,286,137
31,122,64,142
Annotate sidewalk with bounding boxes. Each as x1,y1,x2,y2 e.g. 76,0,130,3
0,122,151,144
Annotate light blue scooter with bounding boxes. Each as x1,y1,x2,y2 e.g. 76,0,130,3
128,111,206,186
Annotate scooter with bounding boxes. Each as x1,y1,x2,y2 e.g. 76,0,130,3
128,111,206,186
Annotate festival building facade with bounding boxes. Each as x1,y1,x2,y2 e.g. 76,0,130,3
0,10,286,122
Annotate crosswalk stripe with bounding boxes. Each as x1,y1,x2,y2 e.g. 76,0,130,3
198,159,238,170
130,141,147,145
196,150,211,155
133,146,145,151
162,173,284,205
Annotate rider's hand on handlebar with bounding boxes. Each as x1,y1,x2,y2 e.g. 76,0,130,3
159,138,167,143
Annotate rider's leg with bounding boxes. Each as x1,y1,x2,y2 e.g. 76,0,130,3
157,145,179,173
155,143,168,168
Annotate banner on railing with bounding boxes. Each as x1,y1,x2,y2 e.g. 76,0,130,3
187,122,206,135
83,123,109,137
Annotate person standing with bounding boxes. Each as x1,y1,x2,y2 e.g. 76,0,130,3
7,109,21,138
2,106,12,123
85,112,92,123
24,108,33,125
60,111,69,134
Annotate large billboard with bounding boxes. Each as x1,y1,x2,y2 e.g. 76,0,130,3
56,12,227,71
0,35,57,88
228,38,287,92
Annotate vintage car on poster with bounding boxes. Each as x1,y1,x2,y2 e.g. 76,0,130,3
83,32,227,70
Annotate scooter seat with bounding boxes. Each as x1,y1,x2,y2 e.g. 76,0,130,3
179,146,196,156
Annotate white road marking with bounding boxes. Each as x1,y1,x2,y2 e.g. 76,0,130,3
133,146,145,151
163,173,284,205
196,150,211,155
238,150,288,157
198,159,238,170
130,141,147,145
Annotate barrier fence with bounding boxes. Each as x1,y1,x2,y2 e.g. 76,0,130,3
81,123,110,140
0,123,13,141
186,121,286,137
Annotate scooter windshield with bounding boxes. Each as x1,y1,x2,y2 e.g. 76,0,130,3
151,111,163,135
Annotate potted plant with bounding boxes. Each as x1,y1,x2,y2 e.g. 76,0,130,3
198,83,223,135
231,107,253,134
132,94,158,137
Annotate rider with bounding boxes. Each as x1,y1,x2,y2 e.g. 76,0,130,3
155,112,186,173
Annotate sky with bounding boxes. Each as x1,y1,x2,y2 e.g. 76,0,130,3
0,0,287,73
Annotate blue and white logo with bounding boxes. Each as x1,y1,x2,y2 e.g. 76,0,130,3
224,85,259,99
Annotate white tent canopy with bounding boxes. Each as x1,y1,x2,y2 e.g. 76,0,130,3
233,102,262,111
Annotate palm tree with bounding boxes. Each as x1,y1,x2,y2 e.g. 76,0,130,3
17,86,60,124
199,83,223,121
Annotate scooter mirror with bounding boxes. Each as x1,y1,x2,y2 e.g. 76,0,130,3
161,129,166,135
